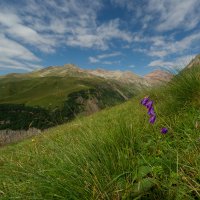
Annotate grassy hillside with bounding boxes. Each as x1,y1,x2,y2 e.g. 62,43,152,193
0,65,142,109
0,67,200,199
0,76,138,130
0,77,101,108
0,76,138,109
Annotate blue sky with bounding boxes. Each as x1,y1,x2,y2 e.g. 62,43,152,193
0,0,200,76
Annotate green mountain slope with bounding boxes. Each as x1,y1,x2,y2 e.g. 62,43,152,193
0,66,142,130
0,76,90,108
0,65,200,199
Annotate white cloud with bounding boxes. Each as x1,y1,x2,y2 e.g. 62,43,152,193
147,50,168,57
148,60,174,68
0,0,134,71
102,60,120,65
167,33,200,54
148,32,200,58
0,10,58,53
147,0,200,32
89,52,122,64
89,57,99,63
128,64,136,68
0,58,42,71
0,0,199,73
21,0,132,50
148,54,196,71
66,19,133,50
97,52,121,59
0,33,41,71
174,54,197,68
133,32,200,59
0,34,39,61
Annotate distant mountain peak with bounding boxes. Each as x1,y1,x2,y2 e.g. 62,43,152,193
63,64,80,70
144,70,173,85
145,69,171,75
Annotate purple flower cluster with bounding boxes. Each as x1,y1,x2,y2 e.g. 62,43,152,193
141,97,156,124
160,127,168,134
141,96,168,134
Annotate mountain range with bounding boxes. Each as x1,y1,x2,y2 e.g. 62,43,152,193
0,64,174,108
0,64,172,86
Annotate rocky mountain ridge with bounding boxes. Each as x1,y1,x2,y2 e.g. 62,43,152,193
144,70,174,85
1,64,174,86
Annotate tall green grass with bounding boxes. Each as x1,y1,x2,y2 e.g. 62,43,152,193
0,67,200,199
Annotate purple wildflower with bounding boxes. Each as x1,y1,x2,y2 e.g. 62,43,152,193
149,115,156,124
146,100,153,109
141,97,149,106
161,127,168,134
140,97,156,125
148,106,155,116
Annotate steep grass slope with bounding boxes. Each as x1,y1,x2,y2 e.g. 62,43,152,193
0,77,113,109
0,76,89,108
0,67,200,199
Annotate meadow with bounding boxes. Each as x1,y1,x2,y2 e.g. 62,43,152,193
0,67,200,199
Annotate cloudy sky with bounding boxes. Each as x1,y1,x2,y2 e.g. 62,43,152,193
0,0,200,76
